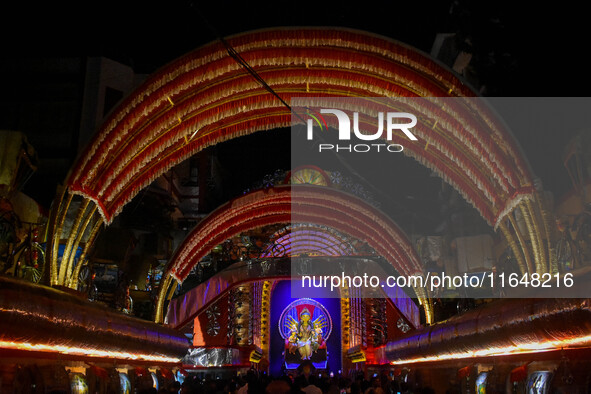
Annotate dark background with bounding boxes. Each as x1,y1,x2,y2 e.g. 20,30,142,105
2,0,586,95
1,0,588,211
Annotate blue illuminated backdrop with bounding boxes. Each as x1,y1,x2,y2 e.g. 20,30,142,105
269,280,341,376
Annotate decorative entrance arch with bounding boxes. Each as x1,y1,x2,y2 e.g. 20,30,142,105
168,186,421,281
154,184,427,324
46,27,552,296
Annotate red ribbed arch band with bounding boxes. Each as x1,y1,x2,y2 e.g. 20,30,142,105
167,186,421,283
261,225,357,257
66,27,533,226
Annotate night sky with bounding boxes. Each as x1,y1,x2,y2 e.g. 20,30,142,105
3,0,588,90
2,0,590,204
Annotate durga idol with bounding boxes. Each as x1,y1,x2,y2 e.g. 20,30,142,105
287,308,320,360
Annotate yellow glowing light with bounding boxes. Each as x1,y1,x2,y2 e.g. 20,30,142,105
389,335,591,365
69,366,87,374
0,341,181,363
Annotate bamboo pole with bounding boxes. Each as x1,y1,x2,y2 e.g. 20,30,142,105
64,206,97,288
42,185,66,286
519,202,543,274
155,274,174,324
67,217,103,289
51,192,73,285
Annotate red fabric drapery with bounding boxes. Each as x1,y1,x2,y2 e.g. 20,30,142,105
89,365,108,379
457,365,471,380
510,363,530,382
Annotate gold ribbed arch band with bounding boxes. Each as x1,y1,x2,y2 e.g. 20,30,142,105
47,27,554,294
154,185,431,324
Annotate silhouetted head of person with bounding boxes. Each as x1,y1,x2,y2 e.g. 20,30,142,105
266,380,291,394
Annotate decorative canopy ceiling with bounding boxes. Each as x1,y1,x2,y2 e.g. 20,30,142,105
259,224,366,258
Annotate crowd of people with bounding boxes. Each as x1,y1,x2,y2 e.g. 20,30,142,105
155,369,438,394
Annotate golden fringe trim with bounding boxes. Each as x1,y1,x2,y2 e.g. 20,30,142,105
44,185,67,285
416,293,433,326
535,192,557,273
69,189,110,225
341,287,351,353
475,104,532,184
519,202,543,274
51,192,73,286
494,193,533,231
155,274,175,324
508,212,535,274
525,198,548,273
260,281,272,355
68,219,103,290
65,206,98,288
499,221,527,275
536,192,557,241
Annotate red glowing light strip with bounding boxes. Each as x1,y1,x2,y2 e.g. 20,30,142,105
0,340,181,363
388,335,591,365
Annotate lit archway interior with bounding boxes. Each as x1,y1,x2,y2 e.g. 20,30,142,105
159,185,423,370
260,223,360,258
156,185,428,323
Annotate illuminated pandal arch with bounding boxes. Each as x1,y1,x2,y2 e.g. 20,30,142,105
46,27,553,294
154,185,426,324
